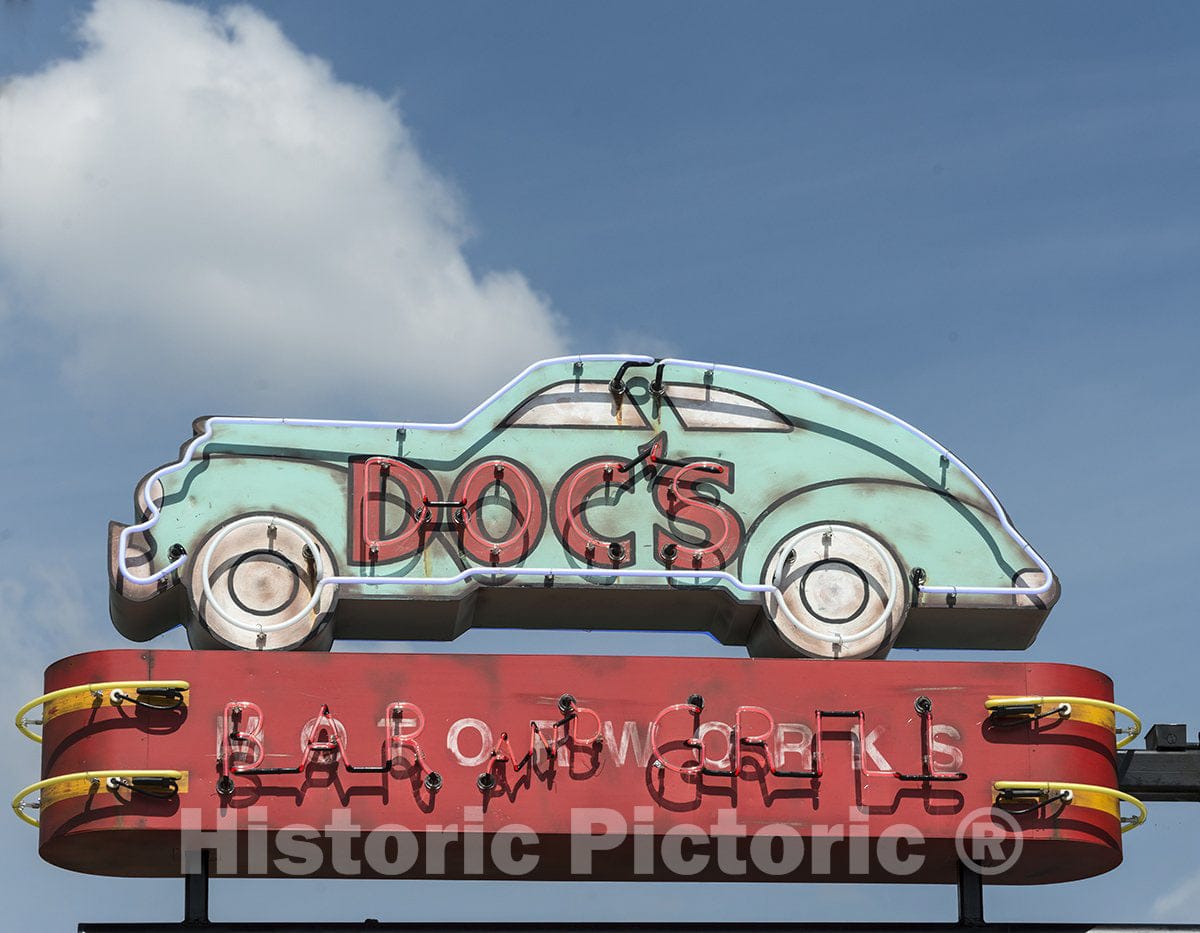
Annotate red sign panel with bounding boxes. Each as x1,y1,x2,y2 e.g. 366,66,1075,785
32,650,1122,884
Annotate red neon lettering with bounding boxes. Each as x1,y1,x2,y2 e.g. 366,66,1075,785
650,704,809,778
552,457,637,566
301,705,344,765
732,705,776,775
386,701,429,774
349,457,440,564
648,701,704,775
653,459,743,570
491,723,556,771
570,704,603,746
222,701,264,773
490,701,604,772
450,459,545,565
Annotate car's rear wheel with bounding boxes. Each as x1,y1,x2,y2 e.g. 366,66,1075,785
186,513,337,650
761,523,906,659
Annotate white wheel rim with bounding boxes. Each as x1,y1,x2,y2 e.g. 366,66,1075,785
766,525,899,649
199,515,330,635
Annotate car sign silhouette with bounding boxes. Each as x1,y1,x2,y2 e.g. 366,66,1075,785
110,355,1057,655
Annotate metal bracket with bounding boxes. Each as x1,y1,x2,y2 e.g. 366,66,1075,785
1118,722,1200,802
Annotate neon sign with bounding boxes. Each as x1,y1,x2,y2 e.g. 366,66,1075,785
25,649,1132,884
110,356,1058,656
215,694,965,802
349,434,741,570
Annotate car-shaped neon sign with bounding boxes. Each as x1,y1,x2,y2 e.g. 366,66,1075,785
110,355,1058,656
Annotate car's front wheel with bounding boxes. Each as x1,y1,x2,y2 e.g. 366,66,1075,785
185,512,337,650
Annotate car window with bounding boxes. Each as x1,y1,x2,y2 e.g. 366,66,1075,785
502,380,652,429
664,383,792,432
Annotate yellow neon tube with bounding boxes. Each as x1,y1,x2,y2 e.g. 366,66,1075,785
11,769,187,828
14,681,189,744
985,695,1141,749
993,780,1147,833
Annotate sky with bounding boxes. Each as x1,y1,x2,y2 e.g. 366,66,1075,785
1,0,1198,927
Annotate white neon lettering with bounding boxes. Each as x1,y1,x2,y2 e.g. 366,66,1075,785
931,723,964,771
602,720,654,767
698,721,732,769
447,718,493,767
852,724,893,772
775,723,812,768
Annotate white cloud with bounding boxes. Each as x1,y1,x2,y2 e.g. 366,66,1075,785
1154,866,1200,922
0,0,567,410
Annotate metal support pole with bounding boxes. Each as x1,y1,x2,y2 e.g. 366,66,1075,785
184,850,210,926
957,862,984,927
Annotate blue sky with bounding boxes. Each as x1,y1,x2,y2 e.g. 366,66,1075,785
1,0,1198,926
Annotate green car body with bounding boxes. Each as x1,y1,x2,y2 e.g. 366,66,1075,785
109,355,1058,656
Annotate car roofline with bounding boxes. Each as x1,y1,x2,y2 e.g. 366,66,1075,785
114,354,1052,601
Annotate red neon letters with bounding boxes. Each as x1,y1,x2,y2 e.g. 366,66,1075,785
349,458,439,563
349,437,744,570
450,459,545,566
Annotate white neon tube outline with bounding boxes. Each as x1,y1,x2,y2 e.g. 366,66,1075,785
117,353,1051,620
200,515,326,635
